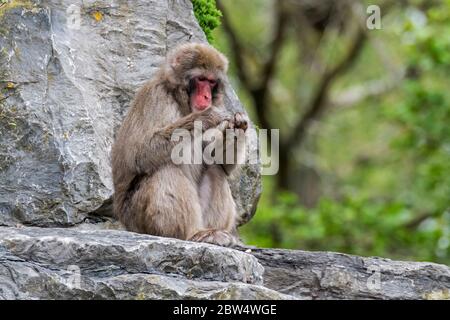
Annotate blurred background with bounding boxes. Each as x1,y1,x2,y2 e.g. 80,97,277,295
196,0,450,264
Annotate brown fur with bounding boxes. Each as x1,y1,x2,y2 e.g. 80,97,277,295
111,43,246,247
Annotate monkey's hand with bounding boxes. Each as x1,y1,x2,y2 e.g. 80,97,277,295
199,107,232,131
215,112,248,133
233,112,249,132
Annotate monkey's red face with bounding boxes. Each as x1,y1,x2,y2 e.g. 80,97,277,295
190,76,217,112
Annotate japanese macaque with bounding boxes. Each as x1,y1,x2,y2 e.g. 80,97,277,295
111,43,248,247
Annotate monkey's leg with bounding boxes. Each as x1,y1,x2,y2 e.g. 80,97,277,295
188,166,242,247
131,166,204,240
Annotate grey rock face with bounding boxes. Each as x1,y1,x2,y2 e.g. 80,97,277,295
246,248,450,300
0,226,292,300
0,0,260,227
1,226,450,300
0,226,264,284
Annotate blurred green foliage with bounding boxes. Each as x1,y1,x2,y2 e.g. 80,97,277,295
214,0,450,264
192,0,222,43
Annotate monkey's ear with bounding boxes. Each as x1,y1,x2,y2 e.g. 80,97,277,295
169,53,183,70
167,44,196,71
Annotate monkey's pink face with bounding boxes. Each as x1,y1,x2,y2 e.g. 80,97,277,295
189,76,217,112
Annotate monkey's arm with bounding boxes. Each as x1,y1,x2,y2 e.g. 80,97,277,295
156,107,228,139
134,107,230,174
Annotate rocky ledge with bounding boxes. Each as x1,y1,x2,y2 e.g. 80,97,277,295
1,226,449,300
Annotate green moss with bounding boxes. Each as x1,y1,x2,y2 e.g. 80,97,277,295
0,0,34,19
0,154,13,172
37,198,63,213
424,289,450,300
135,292,146,300
191,0,222,43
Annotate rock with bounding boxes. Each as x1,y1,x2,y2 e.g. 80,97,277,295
0,0,260,227
1,226,449,300
0,226,264,284
243,248,450,300
0,226,292,300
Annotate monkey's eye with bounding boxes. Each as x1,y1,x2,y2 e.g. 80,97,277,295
212,81,220,96
197,76,217,87
187,78,196,95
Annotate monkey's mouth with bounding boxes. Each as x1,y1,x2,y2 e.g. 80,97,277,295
194,102,210,111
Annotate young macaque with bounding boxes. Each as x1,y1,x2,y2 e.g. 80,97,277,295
111,43,248,247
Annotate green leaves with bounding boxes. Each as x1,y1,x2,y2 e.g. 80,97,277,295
240,182,448,262
218,0,450,264
192,0,222,43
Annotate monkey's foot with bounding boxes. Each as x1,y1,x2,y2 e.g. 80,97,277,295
188,230,240,247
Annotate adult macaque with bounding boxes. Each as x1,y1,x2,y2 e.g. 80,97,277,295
111,43,248,247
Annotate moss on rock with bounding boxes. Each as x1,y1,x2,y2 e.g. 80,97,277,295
191,0,222,43
0,0,34,19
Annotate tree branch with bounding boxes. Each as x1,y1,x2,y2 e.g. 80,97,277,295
218,0,288,132
331,69,405,108
250,0,289,132
217,0,252,91
404,212,437,230
259,0,288,92
286,29,366,149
